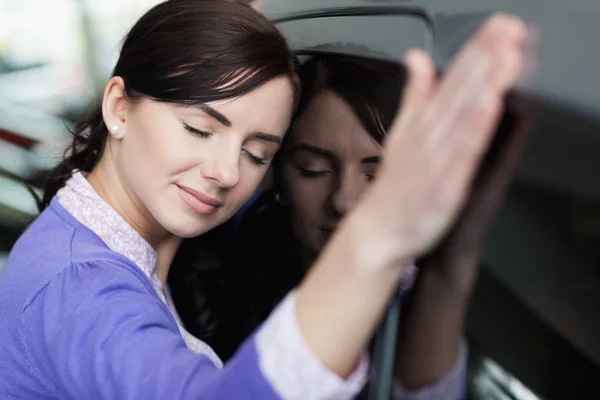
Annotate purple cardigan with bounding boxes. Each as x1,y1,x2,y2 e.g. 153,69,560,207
0,199,280,399
0,172,465,399
0,172,367,399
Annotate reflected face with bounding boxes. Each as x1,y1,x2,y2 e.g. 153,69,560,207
115,77,295,238
281,91,382,259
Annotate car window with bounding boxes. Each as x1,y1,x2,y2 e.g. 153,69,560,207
269,5,600,400
276,14,432,61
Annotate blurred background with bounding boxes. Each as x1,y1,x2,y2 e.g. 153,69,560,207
0,0,162,270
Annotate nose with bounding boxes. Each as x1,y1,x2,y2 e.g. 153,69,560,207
201,140,240,189
328,171,362,218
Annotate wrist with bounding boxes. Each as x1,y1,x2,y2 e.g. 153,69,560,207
339,207,406,274
342,193,416,273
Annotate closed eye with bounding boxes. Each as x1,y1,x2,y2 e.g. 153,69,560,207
244,150,268,166
364,173,375,182
297,165,331,178
182,121,212,138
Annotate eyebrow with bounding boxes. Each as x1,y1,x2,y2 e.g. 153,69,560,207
290,143,336,159
197,104,231,127
195,104,281,144
361,156,381,164
291,143,381,164
251,132,282,145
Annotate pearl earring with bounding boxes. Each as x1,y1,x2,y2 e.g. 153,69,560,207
109,125,121,135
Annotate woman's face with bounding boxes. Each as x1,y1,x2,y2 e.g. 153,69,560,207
281,91,382,259
107,76,295,239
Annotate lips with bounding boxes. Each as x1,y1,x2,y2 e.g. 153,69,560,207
321,222,338,230
177,184,222,215
319,225,337,237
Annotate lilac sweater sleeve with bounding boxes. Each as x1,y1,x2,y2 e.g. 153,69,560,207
391,264,469,400
20,260,367,400
392,341,468,400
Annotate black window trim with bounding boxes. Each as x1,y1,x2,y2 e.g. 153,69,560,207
270,6,435,56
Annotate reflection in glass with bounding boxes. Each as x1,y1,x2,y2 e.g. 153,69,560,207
171,50,599,399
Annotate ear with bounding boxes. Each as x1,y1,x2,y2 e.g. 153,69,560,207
102,77,128,140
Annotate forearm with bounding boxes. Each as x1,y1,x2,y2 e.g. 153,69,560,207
296,206,407,378
393,264,478,389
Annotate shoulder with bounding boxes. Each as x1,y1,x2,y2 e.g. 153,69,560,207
19,256,170,357
3,199,151,303
22,256,160,324
4,198,160,335
16,258,186,398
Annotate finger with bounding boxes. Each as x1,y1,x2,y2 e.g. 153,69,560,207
408,90,503,254
424,15,528,194
429,90,503,226
390,48,436,133
429,115,532,271
440,14,529,98
458,114,532,237
439,40,526,195
422,14,528,147
433,105,532,260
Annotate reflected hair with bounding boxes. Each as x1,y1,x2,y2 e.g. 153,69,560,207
271,54,406,192
295,54,406,144
37,0,298,210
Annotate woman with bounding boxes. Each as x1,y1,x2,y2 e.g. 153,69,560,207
171,54,468,398
170,54,406,349
0,0,528,397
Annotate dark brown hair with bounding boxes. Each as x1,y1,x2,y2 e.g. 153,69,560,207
294,54,406,145
38,0,298,210
271,54,406,193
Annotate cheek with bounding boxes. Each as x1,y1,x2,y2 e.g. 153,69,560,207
124,125,202,180
282,169,329,223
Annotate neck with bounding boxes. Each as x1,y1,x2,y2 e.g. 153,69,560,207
88,152,180,287
155,235,183,286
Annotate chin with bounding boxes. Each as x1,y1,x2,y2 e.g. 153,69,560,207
171,226,209,239
158,211,219,239
311,239,326,255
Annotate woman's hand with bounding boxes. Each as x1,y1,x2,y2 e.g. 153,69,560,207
420,108,532,288
296,13,530,380
359,14,529,269
392,111,532,390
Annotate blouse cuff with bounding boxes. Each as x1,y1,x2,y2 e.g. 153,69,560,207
392,339,468,400
256,290,369,400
